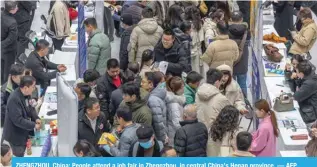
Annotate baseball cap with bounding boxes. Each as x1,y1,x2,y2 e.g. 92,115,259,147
120,14,133,26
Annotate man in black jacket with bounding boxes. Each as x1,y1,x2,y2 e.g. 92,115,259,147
78,97,111,148
1,1,18,84
153,29,189,77
14,1,37,59
294,61,317,127
174,104,208,157
96,59,127,124
25,39,67,94
1,64,25,127
119,14,134,71
1,76,41,157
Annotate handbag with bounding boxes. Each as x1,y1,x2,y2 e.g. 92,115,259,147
264,44,284,62
273,93,295,112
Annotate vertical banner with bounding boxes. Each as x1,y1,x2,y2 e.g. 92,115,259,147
78,2,86,78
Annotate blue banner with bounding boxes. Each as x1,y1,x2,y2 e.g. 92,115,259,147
78,2,87,78
13,157,317,167
251,48,261,102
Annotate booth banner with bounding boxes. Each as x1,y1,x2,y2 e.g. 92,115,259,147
251,49,261,102
78,2,87,78
13,157,317,167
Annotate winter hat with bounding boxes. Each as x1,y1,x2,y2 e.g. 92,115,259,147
120,13,133,26
216,64,233,75
136,124,154,141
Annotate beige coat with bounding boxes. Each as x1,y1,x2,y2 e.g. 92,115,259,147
201,35,239,69
289,19,317,55
208,130,239,157
128,18,163,64
203,18,218,49
216,64,247,112
196,83,231,130
47,1,71,40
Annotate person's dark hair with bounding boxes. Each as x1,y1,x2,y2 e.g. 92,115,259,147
210,9,224,21
9,64,25,76
297,61,312,76
140,49,154,70
24,69,32,76
1,143,10,157
217,20,229,34
291,54,304,65
165,4,183,29
116,107,132,122
84,97,99,112
220,70,232,94
298,8,312,19
19,76,36,88
73,139,101,157
83,69,100,83
142,7,154,18
122,82,141,99
180,21,192,34
255,99,279,137
4,1,17,11
163,28,175,37
210,105,240,142
166,76,184,94
145,72,161,88
231,11,243,22
186,71,203,84
77,83,92,99
184,5,202,30
215,1,231,22
206,68,223,85
35,39,50,51
128,62,140,74
107,58,120,70
236,131,252,151
84,18,98,28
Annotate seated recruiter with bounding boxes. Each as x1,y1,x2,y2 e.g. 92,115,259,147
25,39,67,94
1,76,41,157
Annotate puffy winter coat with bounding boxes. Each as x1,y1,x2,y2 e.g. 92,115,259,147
119,26,133,71
47,1,70,40
201,35,239,69
148,86,167,142
87,29,111,75
174,119,208,157
129,18,163,64
166,91,185,147
195,83,231,129
203,18,218,48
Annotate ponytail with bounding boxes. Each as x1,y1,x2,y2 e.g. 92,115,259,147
269,110,279,137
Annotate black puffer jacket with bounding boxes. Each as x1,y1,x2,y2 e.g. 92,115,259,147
1,79,19,127
228,23,250,75
173,28,192,73
1,10,18,54
119,26,133,71
14,1,36,24
174,119,208,157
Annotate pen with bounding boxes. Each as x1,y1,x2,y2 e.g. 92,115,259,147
276,84,284,87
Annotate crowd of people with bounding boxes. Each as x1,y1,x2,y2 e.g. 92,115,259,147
1,0,317,162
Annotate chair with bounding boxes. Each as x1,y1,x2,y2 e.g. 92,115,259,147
239,93,256,132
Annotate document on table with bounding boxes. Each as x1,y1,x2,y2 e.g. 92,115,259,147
278,119,307,129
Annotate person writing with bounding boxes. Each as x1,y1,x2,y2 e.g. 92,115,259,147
1,76,41,157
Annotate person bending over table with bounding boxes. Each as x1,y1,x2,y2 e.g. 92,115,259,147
25,39,67,95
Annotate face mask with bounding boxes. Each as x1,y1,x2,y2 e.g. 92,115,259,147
139,140,153,149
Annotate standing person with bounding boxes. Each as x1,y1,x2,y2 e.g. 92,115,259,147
229,11,250,96
208,105,240,157
184,71,203,105
196,68,231,130
1,64,25,127
47,0,71,50
236,1,250,27
25,39,67,94
119,14,134,71
14,1,37,59
289,8,317,56
139,50,155,79
103,1,116,42
201,21,239,70
1,76,41,157
203,9,224,48
184,5,204,73
96,59,127,124
73,139,101,157
163,4,183,29
147,1,167,27
216,65,248,115
78,97,111,148
84,18,111,75
118,82,152,126
130,124,164,157
174,104,208,157
250,99,278,157
141,72,167,143
129,7,163,64
105,107,140,157
1,144,12,166
75,69,101,98
1,1,18,84
294,61,317,127
153,29,189,77
165,76,185,147
273,1,294,40
231,131,255,157
74,83,91,112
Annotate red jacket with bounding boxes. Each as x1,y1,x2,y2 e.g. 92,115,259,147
68,8,78,20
